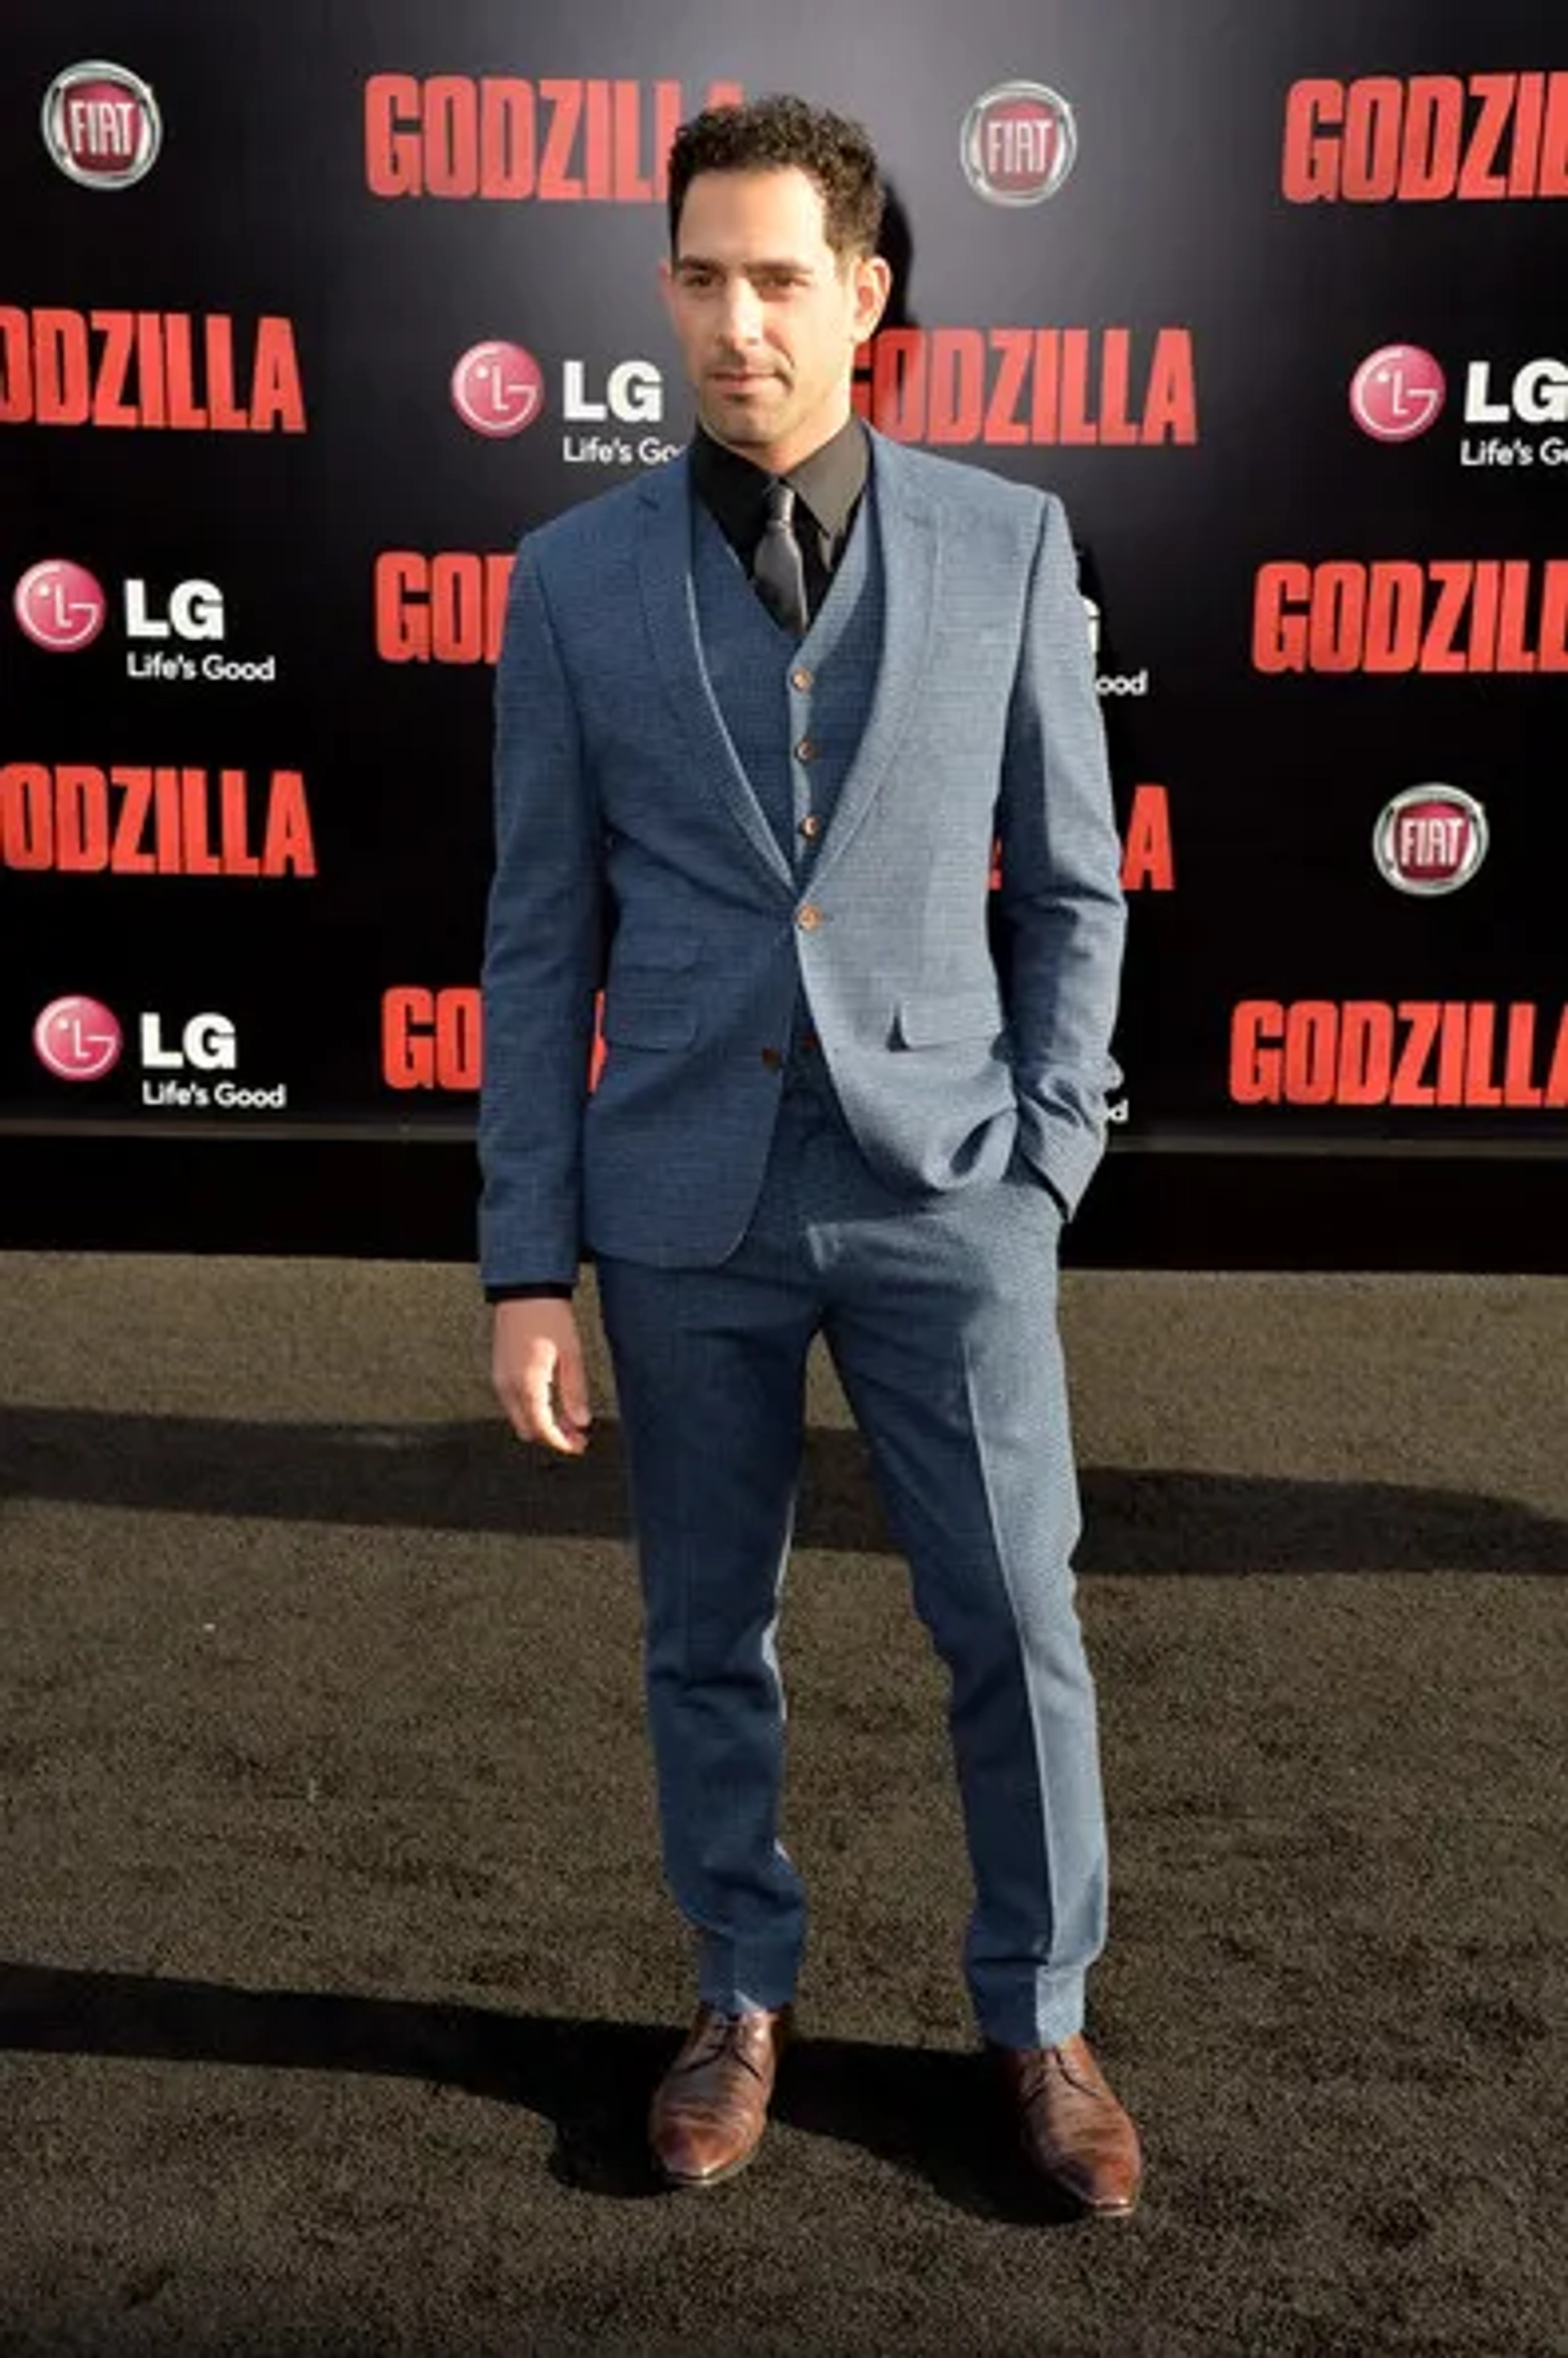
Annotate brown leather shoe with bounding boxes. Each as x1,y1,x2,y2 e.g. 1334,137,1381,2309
994,2033,1143,2217
648,2004,791,2188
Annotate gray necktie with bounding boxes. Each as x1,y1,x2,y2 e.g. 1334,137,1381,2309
752,479,808,636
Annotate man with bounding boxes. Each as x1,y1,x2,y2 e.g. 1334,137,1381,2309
480,95,1140,2216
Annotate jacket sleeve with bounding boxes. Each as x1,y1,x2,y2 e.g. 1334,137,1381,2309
993,491,1127,1217
477,539,604,1289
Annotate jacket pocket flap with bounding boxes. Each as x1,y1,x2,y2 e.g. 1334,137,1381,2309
896,987,1004,1047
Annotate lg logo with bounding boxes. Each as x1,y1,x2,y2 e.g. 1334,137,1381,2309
14,560,107,651
32,999,287,1110
450,341,545,436
140,1011,237,1070
451,339,663,436
14,563,225,649
1352,346,1568,438
1350,343,1568,469
33,995,122,1081
13,564,277,681
1350,345,1446,443
562,359,663,423
1466,356,1568,425
33,1001,236,1079
126,578,225,640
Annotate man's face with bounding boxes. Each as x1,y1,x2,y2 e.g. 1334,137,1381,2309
661,165,890,475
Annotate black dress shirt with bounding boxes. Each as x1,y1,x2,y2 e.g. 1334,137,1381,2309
487,416,869,1304
688,415,868,625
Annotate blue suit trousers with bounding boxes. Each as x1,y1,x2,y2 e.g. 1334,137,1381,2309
595,1058,1107,2050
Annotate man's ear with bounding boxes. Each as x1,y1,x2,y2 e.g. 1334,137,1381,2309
854,254,893,341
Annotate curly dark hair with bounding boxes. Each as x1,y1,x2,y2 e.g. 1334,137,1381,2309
666,94,885,261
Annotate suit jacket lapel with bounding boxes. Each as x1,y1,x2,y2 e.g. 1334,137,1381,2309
635,457,795,893
812,430,941,886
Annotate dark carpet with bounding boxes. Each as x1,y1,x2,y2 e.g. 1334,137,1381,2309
0,1255,1563,2356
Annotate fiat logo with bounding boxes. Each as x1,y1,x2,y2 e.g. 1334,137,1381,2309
960,82,1077,206
42,61,162,189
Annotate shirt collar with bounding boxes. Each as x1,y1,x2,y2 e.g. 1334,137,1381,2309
690,414,868,547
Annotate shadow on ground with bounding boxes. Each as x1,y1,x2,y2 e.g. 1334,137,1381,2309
3,1407,1565,1573
0,1962,1076,2227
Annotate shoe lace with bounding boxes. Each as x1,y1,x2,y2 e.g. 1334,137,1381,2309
681,2011,769,2081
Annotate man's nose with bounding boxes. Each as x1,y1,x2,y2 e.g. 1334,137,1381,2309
716,278,764,345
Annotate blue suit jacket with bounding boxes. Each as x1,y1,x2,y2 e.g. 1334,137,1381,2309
479,428,1125,1285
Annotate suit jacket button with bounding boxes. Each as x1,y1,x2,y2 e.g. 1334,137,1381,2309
799,813,822,841
791,666,813,692
796,903,822,931
760,1048,782,1072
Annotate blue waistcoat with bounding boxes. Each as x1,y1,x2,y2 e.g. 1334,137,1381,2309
692,489,883,873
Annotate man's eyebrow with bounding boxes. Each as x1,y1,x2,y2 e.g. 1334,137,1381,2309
673,252,817,274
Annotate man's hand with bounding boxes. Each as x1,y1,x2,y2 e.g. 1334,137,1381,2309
492,1298,591,1455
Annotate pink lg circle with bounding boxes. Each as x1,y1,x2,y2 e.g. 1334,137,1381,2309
451,341,546,438
33,996,123,1081
1349,345,1446,443
14,559,108,651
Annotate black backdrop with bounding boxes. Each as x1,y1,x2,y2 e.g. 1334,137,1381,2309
4,0,1566,1268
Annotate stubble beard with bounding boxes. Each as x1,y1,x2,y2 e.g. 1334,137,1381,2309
701,376,794,455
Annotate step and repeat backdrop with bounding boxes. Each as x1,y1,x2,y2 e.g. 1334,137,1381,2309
2,0,1564,1246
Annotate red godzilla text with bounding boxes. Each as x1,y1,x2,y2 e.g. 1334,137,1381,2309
1282,72,1568,201
365,77,744,199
